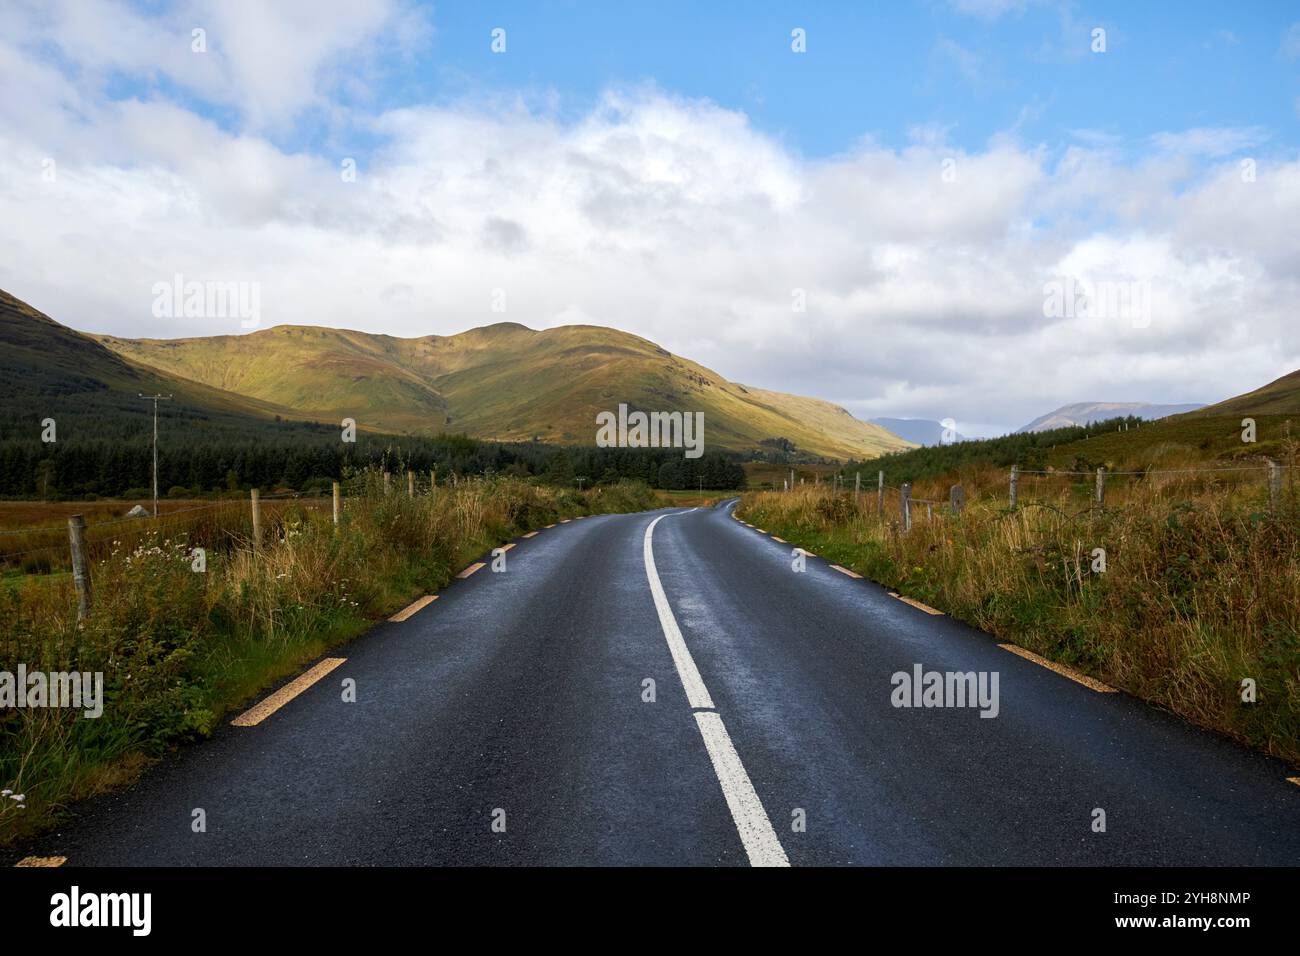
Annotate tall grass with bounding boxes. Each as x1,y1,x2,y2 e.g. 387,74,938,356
740,467,1300,766
0,473,656,846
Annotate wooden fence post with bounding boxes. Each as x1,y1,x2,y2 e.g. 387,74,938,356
901,483,912,532
332,481,340,527
854,471,861,503
383,471,391,495
1269,460,1282,512
407,470,415,498
877,470,885,516
1009,465,1019,511
1095,467,1106,508
250,489,262,549
68,514,91,621
950,484,965,514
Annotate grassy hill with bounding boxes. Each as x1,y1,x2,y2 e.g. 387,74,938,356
95,320,911,460
0,289,318,441
1182,368,1300,419
850,365,1300,484
1042,367,1300,469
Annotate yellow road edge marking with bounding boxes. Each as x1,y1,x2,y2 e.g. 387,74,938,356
231,658,347,727
1287,776,1300,787
16,856,65,867
498,543,515,552
755,527,767,533
544,523,556,528
559,518,571,523
771,536,787,543
892,594,944,616
998,644,1117,693
830,564,863,579
521,531,538,538
389,594,437,622
457,562,485,579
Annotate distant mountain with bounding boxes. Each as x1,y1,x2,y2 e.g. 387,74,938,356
869,418,966,446
1016,402,1205,433
86,308,910,460
1179,369,1300,418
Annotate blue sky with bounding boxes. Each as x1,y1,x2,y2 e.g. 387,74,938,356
176,0,1300,162
4,0,1300,434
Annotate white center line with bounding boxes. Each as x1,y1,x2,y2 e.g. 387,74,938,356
643,510,790,868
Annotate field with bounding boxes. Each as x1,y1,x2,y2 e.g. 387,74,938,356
742,461,842,490
0,475,660,846
0,497,326,579
738,463,1300,768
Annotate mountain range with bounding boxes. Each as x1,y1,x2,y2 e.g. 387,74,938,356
869,418,968,446
0,288,911,460
1015,402,1206,433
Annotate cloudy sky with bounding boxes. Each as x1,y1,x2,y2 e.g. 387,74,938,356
2,0,1299,435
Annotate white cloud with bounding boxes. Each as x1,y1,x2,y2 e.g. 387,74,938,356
1,5,1298,435
6,0,427,130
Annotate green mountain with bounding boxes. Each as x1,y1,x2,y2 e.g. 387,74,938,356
93,320,911,459
0,289,308,440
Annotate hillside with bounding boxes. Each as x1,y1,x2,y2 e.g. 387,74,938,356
1182,368,1300,418
855,363,1300,484
95,322,911,460
1016,401,1204,433
0,289,314,441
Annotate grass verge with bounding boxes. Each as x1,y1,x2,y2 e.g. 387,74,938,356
739,481,1300,767
0,474,657,847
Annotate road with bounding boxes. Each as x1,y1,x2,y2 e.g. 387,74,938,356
14,500,1300,866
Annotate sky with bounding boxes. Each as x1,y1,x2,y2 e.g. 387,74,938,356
2,1,1299,435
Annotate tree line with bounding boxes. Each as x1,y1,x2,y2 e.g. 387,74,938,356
836,416,1146,485
0,432,747,499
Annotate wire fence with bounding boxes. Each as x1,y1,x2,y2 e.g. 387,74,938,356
0,472,392,568
785,458,1297,533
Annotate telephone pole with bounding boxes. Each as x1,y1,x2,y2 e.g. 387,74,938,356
138,394,173,516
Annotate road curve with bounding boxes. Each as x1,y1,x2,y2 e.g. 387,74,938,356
12,501,1300,866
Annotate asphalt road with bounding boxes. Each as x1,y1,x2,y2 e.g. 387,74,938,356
14,501,1300,866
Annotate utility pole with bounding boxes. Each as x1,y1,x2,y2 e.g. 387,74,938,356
138,394,172,517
